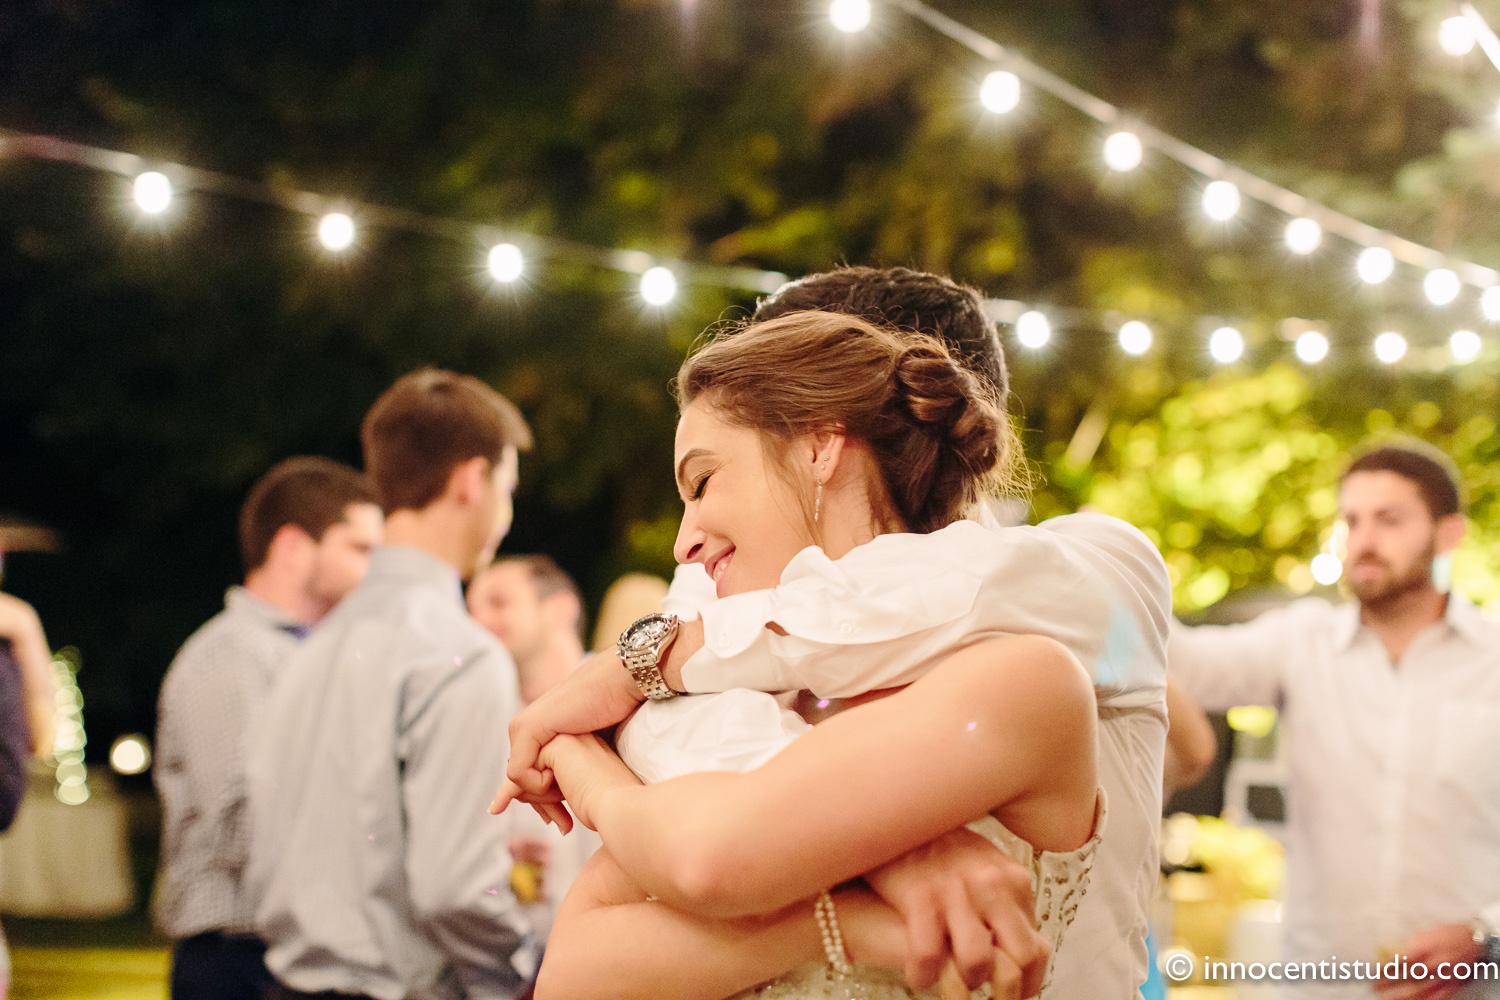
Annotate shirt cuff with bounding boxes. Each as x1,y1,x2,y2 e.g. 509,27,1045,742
680,589,784,694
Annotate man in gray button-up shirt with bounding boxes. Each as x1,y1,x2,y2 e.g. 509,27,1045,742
247,369,536,1000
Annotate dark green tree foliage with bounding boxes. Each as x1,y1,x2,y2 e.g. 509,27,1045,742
0,0,1495,743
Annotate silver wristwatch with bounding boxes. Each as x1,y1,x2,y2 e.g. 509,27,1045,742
617,613,681,701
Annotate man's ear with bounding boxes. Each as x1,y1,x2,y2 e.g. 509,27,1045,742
1435,513,1467,555
447,456,490,506
264,523,316,572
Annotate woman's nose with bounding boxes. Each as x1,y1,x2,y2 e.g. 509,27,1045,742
674,507,706,565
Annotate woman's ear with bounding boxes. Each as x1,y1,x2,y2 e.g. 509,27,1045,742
810,428,847,482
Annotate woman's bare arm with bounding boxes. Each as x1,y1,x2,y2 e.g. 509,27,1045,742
0,594,56,756
576,634,1096,920
537,846,911,1000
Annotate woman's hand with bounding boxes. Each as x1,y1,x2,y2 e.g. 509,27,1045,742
838,885,1035,1000
492,733,643,834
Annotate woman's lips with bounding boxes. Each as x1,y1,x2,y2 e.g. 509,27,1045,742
710,548,734,593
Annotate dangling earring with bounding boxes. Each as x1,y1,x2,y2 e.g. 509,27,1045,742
813,461,827,524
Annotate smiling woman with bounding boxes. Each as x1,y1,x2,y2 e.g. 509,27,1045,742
671,311,1020,599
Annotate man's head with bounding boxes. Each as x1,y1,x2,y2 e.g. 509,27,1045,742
751,266,1008,412
360,368,533,580
240,457,384,621
1339,441,1467,607
467,555,583,664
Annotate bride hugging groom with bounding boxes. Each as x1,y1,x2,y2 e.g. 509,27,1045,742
494,267,1172,1000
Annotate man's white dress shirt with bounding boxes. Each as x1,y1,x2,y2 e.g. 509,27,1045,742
1170,595,1500,999
246,547,534,1000
656,513,1172,999
155,586,303,938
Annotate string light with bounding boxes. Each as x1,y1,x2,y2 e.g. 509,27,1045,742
109,734,151,776
1440,15,1478,55
829,0,871,33
1357,247,1396,285
132,171,173,215
1202,181,1241,222
1284,217,1322,255
1374,331,1408,363
1483,286,1500,321
1103,131,1143,172
1295,330,1329,364
1209,326,1244,363
640,266,678,305
1424,268,1461,306
1450,329,1482,362
979,70,1021,114
487,243,524,283
1310,553,1343,586
1015,310,1051,348
317,212,355,252
1117,320,1152,355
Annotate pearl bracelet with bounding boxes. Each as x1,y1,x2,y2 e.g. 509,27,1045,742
814,890,855,976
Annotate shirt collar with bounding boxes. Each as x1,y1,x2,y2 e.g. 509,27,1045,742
225,586,308,632
1330,590,1491,650
367,545,464,603
1442,592,1492,648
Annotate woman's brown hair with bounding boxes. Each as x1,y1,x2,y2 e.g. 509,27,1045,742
676,311,1022,535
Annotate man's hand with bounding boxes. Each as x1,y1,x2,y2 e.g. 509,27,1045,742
1375,923,1485,1000
505,650,643,798
864,827,1048,996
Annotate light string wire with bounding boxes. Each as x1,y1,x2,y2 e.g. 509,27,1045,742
891,0,1500,287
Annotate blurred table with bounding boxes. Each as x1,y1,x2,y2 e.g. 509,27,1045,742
0,770,134,918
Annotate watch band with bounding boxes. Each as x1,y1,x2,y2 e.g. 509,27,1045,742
617,614,681,701
622,645,678,701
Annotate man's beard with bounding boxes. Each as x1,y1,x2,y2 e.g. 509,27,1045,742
1349,540,1437,609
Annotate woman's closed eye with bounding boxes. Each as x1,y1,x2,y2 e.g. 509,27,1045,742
689,472,712,502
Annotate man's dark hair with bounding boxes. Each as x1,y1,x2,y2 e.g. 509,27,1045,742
361,368,533,515
1343,440,1465,520
751,266,1008,410
239,457,379,573
494,554,584,638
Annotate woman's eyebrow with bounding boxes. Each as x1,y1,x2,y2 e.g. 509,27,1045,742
675,448,712,490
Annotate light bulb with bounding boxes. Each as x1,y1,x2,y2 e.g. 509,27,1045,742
1015,310,1051,349
1450,329,1482,363
1103,131,1143,172
1209,326,1244,363
1424,268,1461,306
318,213,355,251
1284,217,1322,255
980,71,1021,115
1202,180,1241,221
1374,331,1407,364
1482,286,1500,321
640,266,678,306
1356,247,1395,284
1311,553,1343,586
1440,15,1477,56
1295,330,1329,364
109,734,151,776
133,172,173,215
829,0,871,33
1118,320,1152,355
487,243,524,283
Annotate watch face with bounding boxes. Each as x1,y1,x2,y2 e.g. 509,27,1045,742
624,615,672,651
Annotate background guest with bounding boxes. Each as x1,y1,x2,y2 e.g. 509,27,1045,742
588,572,669,653
1170,440,1500,1000
468,556,585,706
154,457,382,1000
247,369,536,1000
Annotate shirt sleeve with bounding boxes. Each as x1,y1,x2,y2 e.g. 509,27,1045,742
154,632,260,877
681,515,1171,706
1166,603,1309,711
398,650,535,996
0,642,30,832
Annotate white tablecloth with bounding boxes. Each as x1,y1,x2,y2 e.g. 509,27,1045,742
0,777,135,917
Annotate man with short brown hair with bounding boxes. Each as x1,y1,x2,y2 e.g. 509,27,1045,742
156,456,382,1000
248,369,537,1000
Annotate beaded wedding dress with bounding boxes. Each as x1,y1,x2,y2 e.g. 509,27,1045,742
729,793,1106,1000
